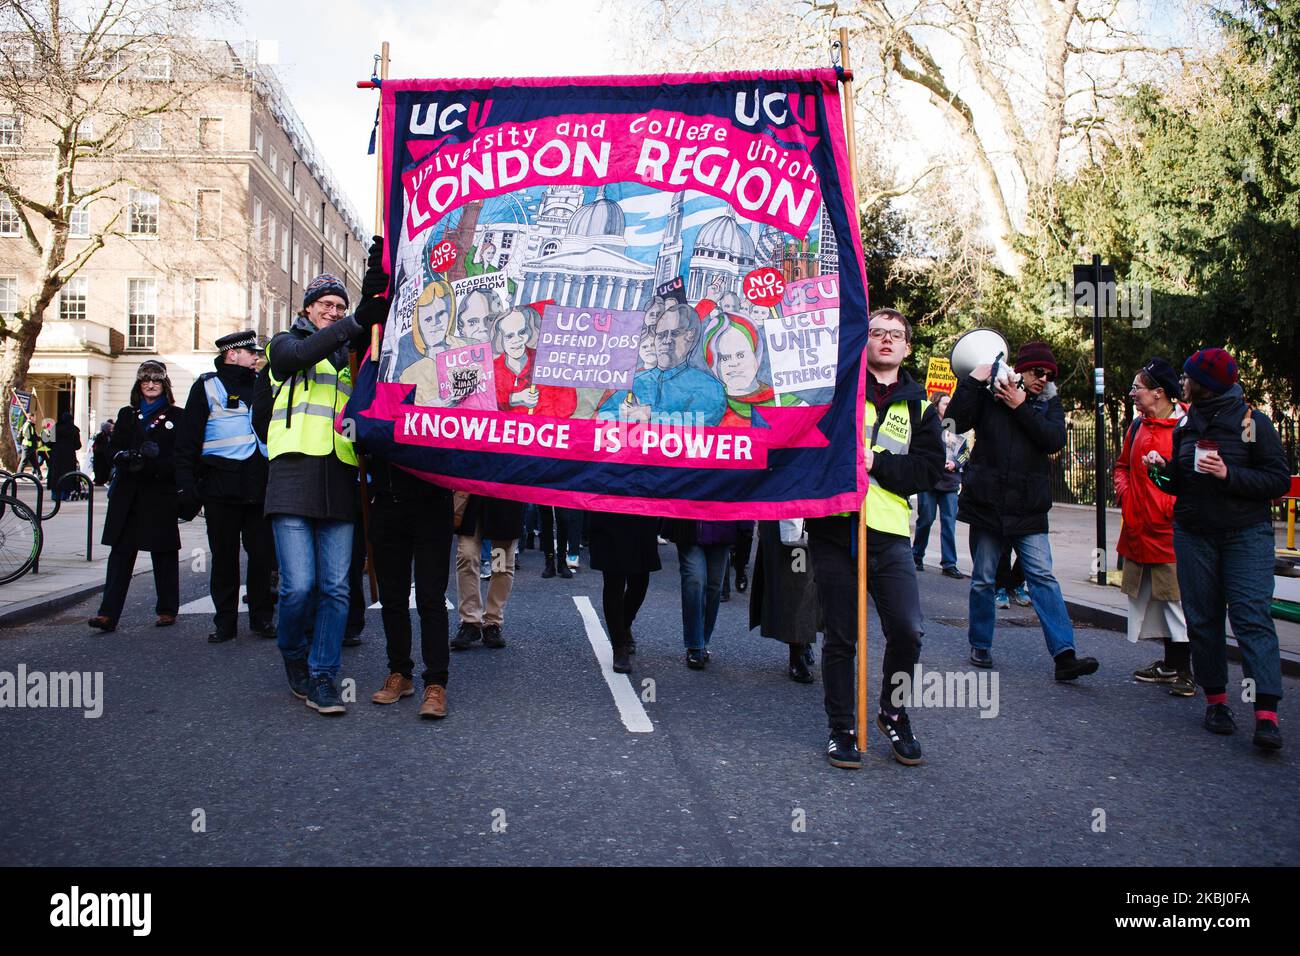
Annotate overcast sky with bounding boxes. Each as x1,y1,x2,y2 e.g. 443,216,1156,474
236,0,630,235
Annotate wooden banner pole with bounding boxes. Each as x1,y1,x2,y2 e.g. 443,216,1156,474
837,26,869,754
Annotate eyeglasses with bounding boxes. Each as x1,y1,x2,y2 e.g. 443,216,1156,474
1022,367,1049,379
138,373,166,383
868,328,908,342
313,301,348,313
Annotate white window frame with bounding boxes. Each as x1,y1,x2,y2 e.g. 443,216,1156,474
0,196,20,236
280,228,289,271
0,114,20,147
0,276,18,320
126,277,158,350
133,117,162,150
59,276,88,321
127,188,159,237
139,51,171,81
69,200,90,237
267,214,277,259
254,126,264,155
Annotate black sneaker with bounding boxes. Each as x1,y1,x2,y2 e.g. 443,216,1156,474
612,644,632,674
1252,719,1283,751
735,568,748,593
969,647,993,668
1204,703,1236,735
283,657,310,700
450,622,482,650
306,673,346,715
942,566,965,580
1054,652,1099,681
558,564,574,579
914,558,924,572
481,623,506,649
877,710,923,765
826,730,862,769
207,631,236,644
686,648,708,670
542,555,557,579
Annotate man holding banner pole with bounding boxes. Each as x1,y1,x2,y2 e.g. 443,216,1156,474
809,308,943,768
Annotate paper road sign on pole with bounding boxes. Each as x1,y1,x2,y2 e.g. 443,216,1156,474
925,357,957,397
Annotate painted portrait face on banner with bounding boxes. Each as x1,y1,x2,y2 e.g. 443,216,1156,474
655,305,697,371
414,282,453,355
714,325,762,396
495,308,535,362
456,289,495,344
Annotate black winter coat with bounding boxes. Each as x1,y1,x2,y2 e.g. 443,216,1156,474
174,363,269,506
102,402,183,552
1153,384,1291,534
48,418,81,490
458,494,524,542
589,512,662,575
947,375,1067,536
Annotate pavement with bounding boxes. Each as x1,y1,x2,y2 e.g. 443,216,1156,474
0,483,210,625
1,525,1296,866
914,502,1300,673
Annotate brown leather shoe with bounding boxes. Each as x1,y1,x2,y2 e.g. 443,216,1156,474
371,672,414,704
155,614,176,627
418,684,447,719
87,615,115,632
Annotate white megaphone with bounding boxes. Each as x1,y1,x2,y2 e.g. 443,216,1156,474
948,328,1020,393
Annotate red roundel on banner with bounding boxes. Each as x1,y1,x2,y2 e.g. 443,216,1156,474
743,267,785,307
428,240,458,273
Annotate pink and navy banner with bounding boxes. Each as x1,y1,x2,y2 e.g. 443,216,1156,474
347,69,869,519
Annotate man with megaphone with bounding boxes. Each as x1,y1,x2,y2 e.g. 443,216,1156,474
947,341,1100,681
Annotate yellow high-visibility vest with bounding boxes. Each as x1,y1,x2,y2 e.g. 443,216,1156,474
265,350,357,466
836,397,929,536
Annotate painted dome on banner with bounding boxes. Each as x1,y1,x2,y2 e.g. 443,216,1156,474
567,186,625,239
695,207,757,262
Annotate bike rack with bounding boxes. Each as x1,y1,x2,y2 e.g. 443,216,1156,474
1,472,44,573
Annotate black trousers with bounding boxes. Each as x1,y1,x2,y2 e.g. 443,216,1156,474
347,509,368,635
601,571,650,647
371,493,453,686
204,499,273,638
810,523,923,732
99,542,179,624
732,521,755,574
540,506,580,557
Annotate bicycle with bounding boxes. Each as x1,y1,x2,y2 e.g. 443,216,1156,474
0,492,42,585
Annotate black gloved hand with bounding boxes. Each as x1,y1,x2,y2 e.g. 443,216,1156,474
140,440,159,459
360,236,389,299
355,294,389,330
126,450,145,473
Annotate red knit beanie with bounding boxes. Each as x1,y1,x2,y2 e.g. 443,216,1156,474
1014,341,1058,381
1183,348,1238,395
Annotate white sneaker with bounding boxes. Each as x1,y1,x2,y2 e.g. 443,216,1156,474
566,553,579,570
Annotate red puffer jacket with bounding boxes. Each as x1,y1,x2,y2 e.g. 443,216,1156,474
1114,407,1184,564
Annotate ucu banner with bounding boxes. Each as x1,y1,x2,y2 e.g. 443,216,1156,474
346,69,869,520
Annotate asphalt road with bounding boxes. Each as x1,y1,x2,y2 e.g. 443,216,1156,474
1,539,1296,866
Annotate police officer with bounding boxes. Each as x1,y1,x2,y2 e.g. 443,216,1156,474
265,243,386,716
808,309,944,769
175,329,276,644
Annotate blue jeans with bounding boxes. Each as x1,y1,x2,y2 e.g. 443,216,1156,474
677,543,729,650
969,526,1074,657
273,515,354,678
1175,522,1282,700
914,490,958,569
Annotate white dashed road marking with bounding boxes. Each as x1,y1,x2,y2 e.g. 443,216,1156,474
573,595,654,734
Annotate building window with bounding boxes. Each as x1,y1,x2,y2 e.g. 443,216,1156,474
196,189,221,239
283,163,293,190
268,146,278,176
0,277,17,320
500,232,514,250
193,278,217,350
255,126,264,155
198,116,224,150
128,189,159,236
292,240,299,280
59,276,88,321
0,196,20,236
139,52,171,80
127,278,157,349
133,117,162,150
69,200,90,237
76,118,94,143
267,214,277,258
0,114,20,146
280,227,289,271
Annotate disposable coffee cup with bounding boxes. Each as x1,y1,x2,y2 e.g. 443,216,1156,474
1194,439,1219,473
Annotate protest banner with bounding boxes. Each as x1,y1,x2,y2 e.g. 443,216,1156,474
346,69,868,519
435,343,497,409
925,356,957,397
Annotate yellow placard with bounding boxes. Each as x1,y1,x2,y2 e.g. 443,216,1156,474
925,357,957,397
